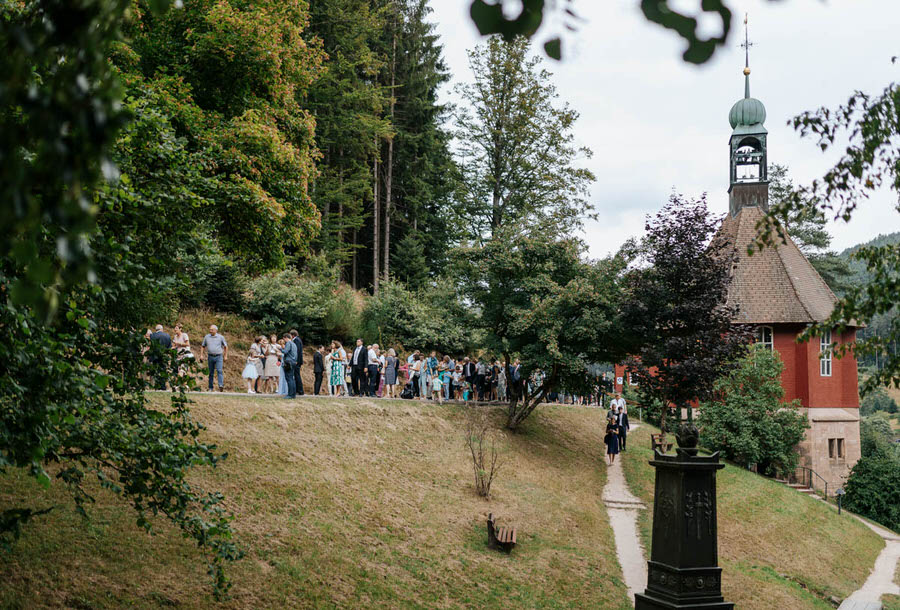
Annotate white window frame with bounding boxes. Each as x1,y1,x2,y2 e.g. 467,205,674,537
820,329,832,377
756,326,774,351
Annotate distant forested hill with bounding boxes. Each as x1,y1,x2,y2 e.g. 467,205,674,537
839,231,900,288
839,231,900,371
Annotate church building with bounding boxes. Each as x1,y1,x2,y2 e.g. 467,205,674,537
717,52,861,492
616,40,861,493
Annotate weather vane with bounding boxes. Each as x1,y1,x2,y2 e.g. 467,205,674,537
740,13,754,75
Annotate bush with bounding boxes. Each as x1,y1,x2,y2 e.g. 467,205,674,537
860,387,898,416
843,438,900,532
360,280,477,354
700,345,809,477
243,269,363,343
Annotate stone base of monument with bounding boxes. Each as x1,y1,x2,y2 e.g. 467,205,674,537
634,437,734,610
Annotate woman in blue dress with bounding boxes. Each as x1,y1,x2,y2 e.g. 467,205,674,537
604,418,620,465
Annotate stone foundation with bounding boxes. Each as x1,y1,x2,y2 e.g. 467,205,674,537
795,407,861,494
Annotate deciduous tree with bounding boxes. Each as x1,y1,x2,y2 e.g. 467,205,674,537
622,195,751,439
700,345,808,476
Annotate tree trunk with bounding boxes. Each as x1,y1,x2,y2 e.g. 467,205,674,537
373,135,380,294
352,228,358,290
383,32,396,284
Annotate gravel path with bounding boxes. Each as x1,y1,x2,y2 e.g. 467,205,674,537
838,516,900,610
602,425,648,606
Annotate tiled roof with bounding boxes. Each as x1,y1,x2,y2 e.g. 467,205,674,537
716,205,838,324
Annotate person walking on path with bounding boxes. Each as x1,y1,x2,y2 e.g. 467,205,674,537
610,392,627,415
616,406,630,451
604,417,621,465
290,330,305,396
280,332,297,399
313,345,325,395
200,325,228,392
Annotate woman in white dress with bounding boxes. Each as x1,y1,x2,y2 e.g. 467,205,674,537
264,334,281,393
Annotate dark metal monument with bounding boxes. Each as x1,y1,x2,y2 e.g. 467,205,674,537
634,423,733,610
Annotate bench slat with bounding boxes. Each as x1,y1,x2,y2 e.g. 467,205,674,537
510,529,517,544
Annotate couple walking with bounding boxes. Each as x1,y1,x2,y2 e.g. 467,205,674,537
604,394,630,465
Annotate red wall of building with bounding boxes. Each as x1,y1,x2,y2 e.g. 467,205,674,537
773,325,858,409
615,326,859,410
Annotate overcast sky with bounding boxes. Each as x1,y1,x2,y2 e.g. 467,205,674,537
428,0,900,258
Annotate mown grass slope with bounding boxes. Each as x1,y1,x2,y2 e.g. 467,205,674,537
0,397,629,609
621,424,885,609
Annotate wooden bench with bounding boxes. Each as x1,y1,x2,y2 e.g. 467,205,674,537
651,433,673,454
487,513,517,553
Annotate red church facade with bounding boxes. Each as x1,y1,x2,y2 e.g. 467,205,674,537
615,59,860,493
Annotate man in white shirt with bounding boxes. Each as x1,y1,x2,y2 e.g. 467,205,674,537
351,339,367,396
367,344,380,397
609,393,626,417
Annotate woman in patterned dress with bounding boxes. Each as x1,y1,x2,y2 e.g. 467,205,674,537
330,341,344,396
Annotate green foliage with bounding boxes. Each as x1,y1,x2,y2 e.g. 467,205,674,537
122,0,325,272
767,164,852,293
387,0,460,276
306,0,388,271
454,36,595,242
456,230,626,429
623,195,752,433
843,426,900,532
0,0,133,316
360,279,476,353
468,0,736,65
860,387,899,416
700,346,809,476
392,231,430,291
243,270,363,343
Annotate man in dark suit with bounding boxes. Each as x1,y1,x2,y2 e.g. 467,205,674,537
313,345,325,395
350,338,367,396
149,324,172,389
616,406,630,451
290,330,305,396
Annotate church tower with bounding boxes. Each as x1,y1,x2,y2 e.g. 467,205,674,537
727,23,768,217
716,17,861,493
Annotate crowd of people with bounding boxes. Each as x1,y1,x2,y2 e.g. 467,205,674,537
145,324,624,411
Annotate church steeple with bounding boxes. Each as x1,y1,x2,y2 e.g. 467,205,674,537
728,15,769,217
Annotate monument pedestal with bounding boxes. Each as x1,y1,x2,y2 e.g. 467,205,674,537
634,448,733,610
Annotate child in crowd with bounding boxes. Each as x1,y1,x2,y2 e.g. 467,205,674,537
453,366,464,400
431,372,443,404
242,347,261,393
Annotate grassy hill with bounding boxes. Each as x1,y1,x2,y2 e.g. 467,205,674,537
0,396,628,609
0,398,887,609
622,425,886,609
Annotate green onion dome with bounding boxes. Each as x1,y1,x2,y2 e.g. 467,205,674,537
729,68,766,129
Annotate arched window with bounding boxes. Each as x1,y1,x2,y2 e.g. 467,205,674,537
733,137,764,182
756,326,773,351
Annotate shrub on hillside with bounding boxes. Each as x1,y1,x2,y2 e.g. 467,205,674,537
700,345,809,477
243,269,363,343
860,387,898,416
360,280,477,354
843,435,900,532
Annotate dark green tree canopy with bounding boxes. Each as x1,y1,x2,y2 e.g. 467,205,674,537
623,195,752,434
